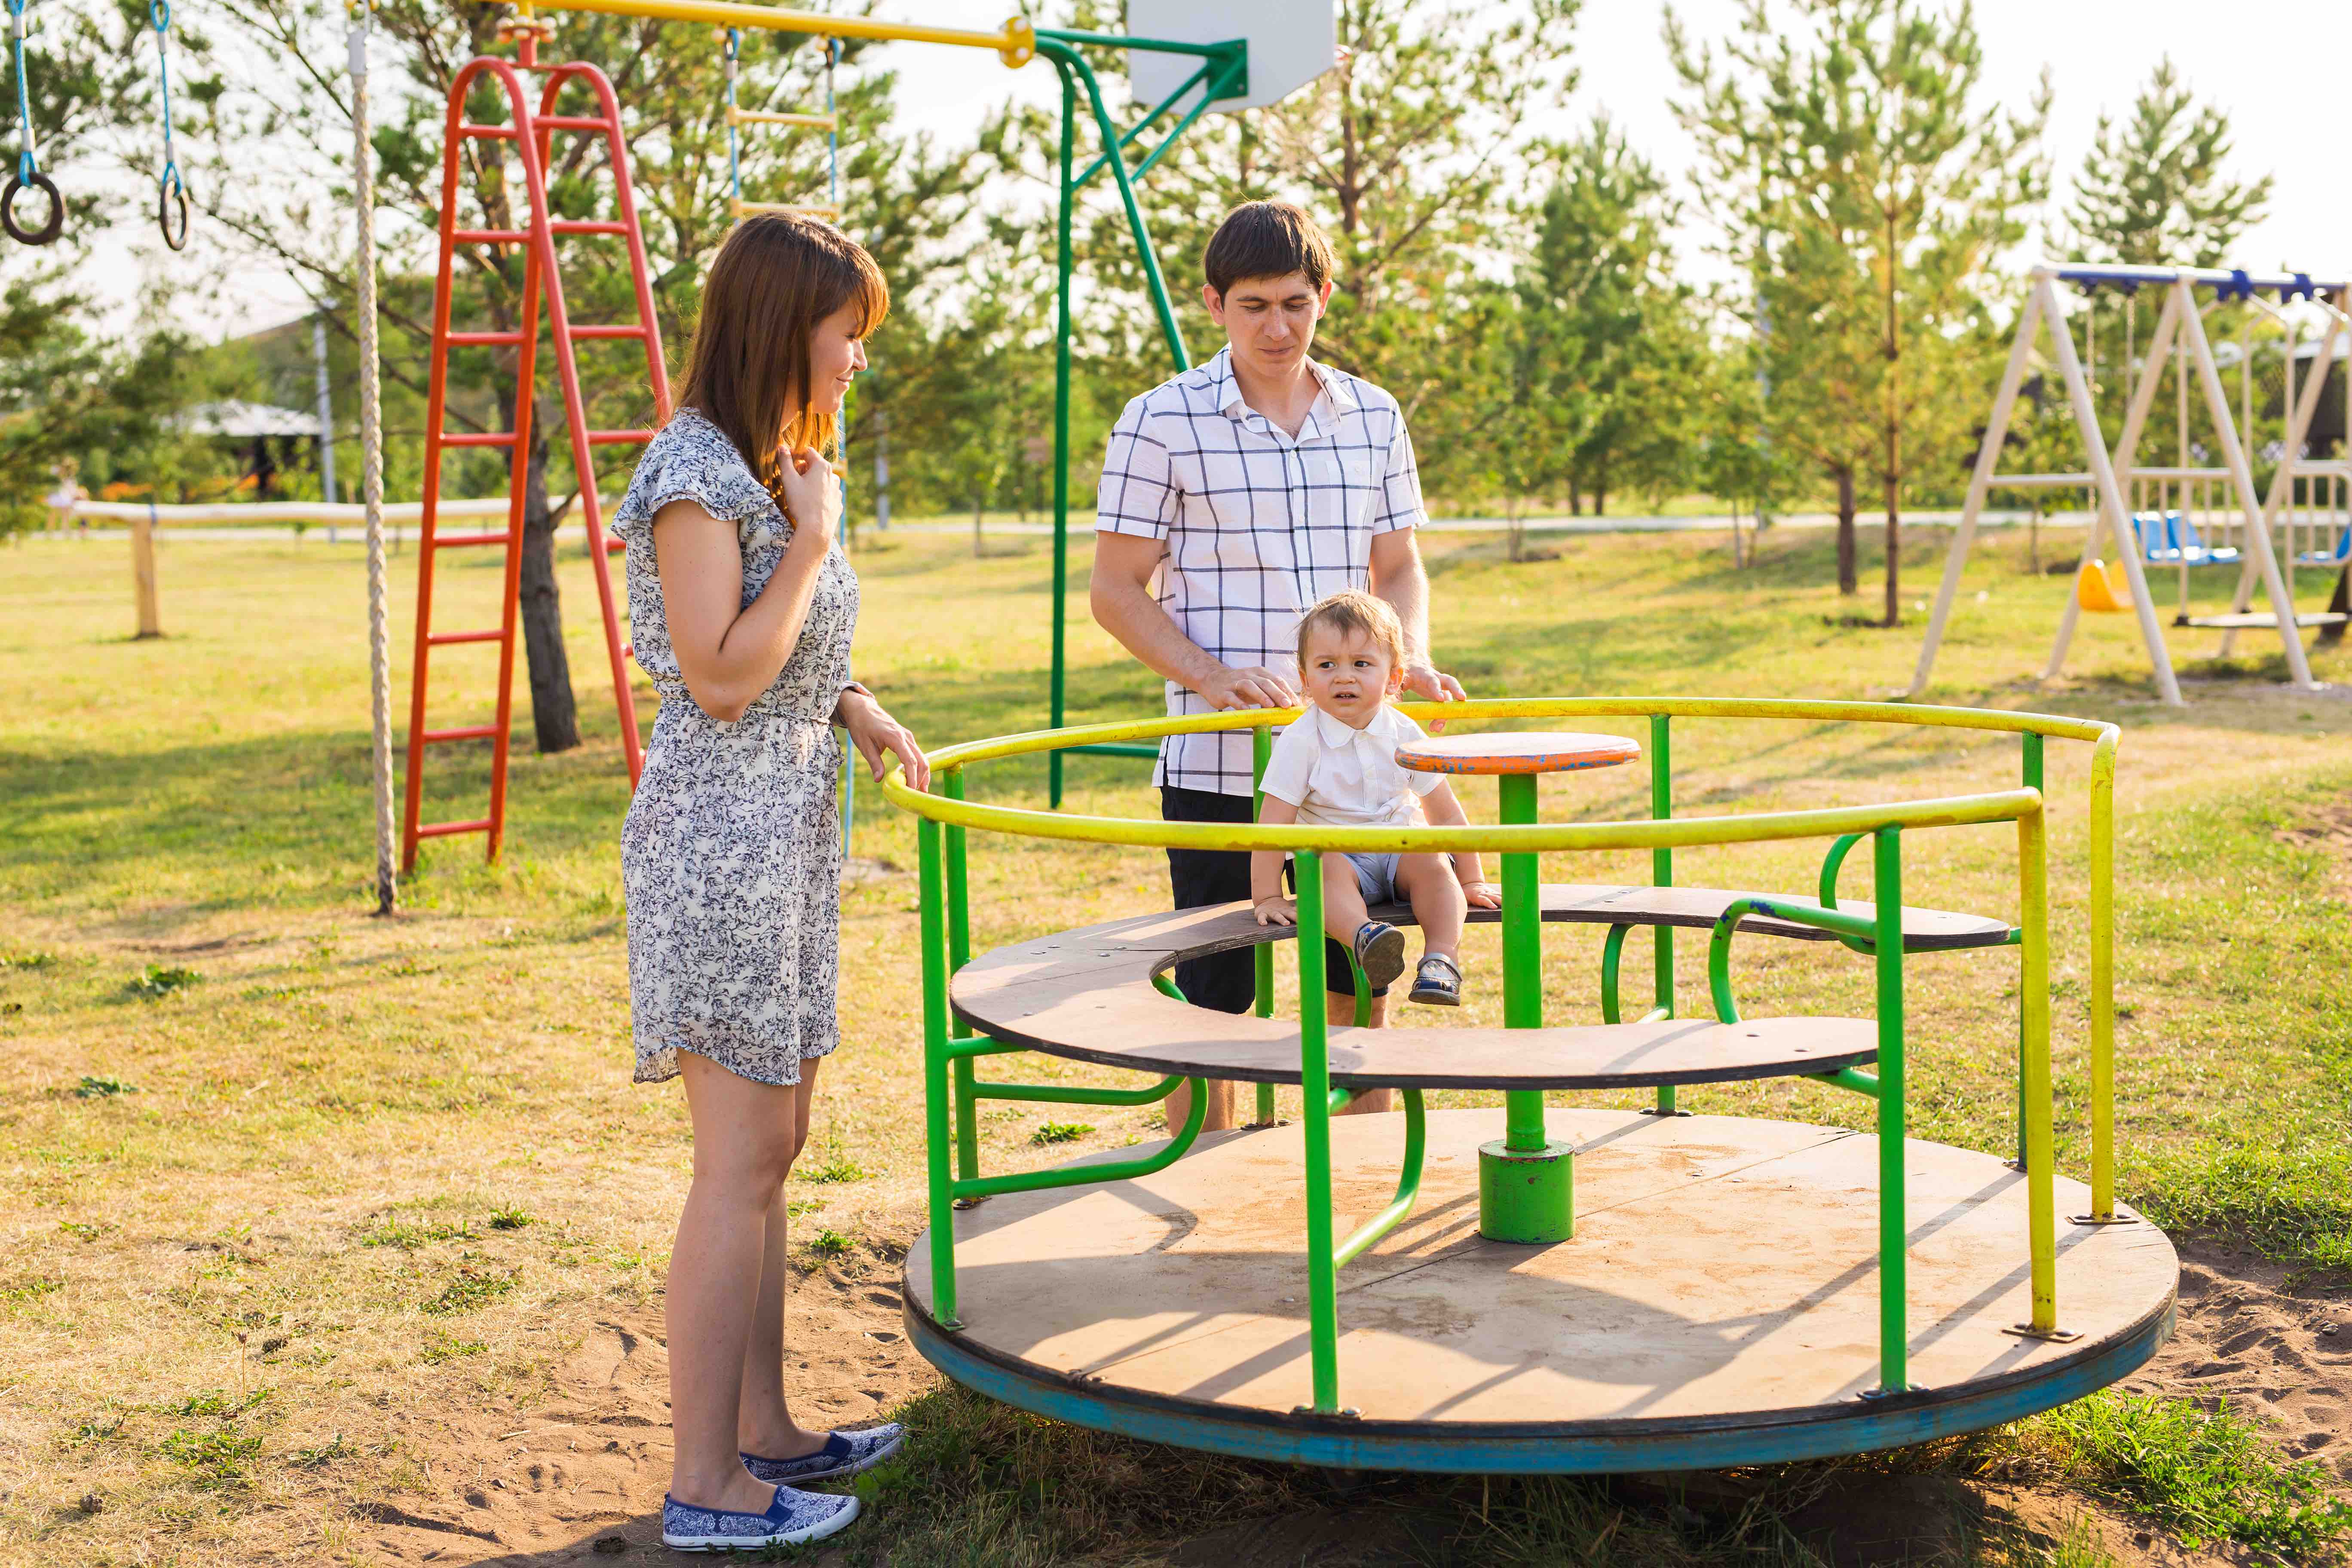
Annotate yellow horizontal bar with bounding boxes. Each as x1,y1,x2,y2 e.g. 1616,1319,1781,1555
534,0,1036,66
730,199,839,219
727,107,836,130
880,769,2042,854
920,697,2116,779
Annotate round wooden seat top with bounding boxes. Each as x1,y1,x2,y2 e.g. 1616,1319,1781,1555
1393,729,1642,776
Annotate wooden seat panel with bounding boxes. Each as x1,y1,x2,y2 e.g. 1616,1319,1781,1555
951,900,1887,1090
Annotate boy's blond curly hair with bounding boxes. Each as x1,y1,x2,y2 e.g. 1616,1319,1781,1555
1294,590,1406,672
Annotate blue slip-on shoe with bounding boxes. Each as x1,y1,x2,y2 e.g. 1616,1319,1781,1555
742,1423,906,1485
661,1485,860,1552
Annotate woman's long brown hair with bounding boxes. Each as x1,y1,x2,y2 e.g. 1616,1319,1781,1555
676,213,889,514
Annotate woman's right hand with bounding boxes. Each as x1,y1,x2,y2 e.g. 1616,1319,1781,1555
776,446,839,553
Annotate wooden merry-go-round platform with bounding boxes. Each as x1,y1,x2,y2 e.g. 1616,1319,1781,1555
907,1107,2176,1473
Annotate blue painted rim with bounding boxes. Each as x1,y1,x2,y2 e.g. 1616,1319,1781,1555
904,1289,2175,1473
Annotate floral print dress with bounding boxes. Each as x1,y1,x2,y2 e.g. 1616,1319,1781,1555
612,408,860,1088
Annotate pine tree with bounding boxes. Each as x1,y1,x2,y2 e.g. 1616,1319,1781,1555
2068,58,2270,267
1518,121,1709,520
1670,0,2044,623
1046,0,1579,504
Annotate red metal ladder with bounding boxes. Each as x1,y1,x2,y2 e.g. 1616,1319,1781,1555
401,25,671,873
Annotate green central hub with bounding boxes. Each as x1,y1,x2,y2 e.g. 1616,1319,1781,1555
1483,772,1573,1243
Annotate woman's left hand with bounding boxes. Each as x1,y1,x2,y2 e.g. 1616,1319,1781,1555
839,690,930,791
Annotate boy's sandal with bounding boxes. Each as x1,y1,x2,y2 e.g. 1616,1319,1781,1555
1352,921,1407,992
1408,954,1463,1007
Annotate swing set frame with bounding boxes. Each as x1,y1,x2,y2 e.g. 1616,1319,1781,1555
1909,263,2351,707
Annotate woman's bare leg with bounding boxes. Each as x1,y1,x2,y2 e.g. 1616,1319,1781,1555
669,1053,801,1513
737,1057,827,1460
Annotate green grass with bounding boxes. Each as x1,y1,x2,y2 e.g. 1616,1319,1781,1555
3,522,2349,1563
1027,1121,1092,1146
418,1267,516,1316
2034,1391,2352,1557
125,963,200,998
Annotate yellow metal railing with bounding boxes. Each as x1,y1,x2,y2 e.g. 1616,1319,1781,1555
879,695,2121,1226
886,697,2122,1397
531,0,1038,67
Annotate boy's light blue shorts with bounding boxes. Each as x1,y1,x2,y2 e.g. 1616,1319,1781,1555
1344,851,1402,907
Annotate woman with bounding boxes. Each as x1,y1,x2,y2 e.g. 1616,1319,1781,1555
612,214,928,1553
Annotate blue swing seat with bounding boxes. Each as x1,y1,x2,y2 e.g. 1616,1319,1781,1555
2130,510,2239,567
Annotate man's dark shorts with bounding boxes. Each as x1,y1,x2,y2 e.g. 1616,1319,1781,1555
1161,785,1381,1013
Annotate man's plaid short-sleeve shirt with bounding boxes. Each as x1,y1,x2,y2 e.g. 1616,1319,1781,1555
1094,348,1425,795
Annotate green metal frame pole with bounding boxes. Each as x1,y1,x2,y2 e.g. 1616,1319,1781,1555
945,769,979,1186
1650,714,1677,1115
1873,826,1908,1392
1252,725,1277,1125
1046,64,1076,811
918,815,960,1329
1501,773,1544,1145
1037,40,1204,806
1481,772,1572,1242
1295,849,1341,1410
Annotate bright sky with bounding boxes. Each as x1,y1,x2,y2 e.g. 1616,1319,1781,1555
186,0,2348,339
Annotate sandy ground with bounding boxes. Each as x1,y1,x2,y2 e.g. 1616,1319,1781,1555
353,1237,926,1565
331,1227,2350,1567
2128,1242,2352,1488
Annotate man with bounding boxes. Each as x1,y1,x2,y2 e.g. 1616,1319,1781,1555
1090,200,1465,1132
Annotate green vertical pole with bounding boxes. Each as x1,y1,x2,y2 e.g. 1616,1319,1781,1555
1481,772,1572,1242
1649,714,1676,1115
1046,64,1076,812
1252,725,1277,1125
1501,773,1544,1144
918,816,959,1329
1295,849,1341,1410
945,770,979,1185
1873,825,1907,1392
2015,732,2042,1169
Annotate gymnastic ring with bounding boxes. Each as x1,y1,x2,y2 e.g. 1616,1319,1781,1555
1,170,63,246
157,166,189,251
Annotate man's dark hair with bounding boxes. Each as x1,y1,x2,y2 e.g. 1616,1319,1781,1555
1203,201,1335,298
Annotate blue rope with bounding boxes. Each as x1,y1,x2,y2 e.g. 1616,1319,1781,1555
723,28,741,201
150,0,186,247
8,0,37,184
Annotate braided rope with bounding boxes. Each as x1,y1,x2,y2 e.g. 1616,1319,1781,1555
350,9,394,914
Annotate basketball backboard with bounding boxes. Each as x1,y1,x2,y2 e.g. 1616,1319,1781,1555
1127,0,1337,115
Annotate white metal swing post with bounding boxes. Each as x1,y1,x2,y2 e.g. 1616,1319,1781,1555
1911,269,2183,706
1911,263,2351,705
2215,289,2352,654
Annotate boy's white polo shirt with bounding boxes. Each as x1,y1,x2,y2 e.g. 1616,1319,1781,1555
1258,704,1442,829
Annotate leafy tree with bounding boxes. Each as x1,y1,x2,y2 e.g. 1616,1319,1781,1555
1042,0,1577,505
1456,285,1572,561
1518,121,1709,519
2068,58,2270,268
201,0,984,749
1671,0,2045,623
0,0,225,536
1692,340,1794,569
